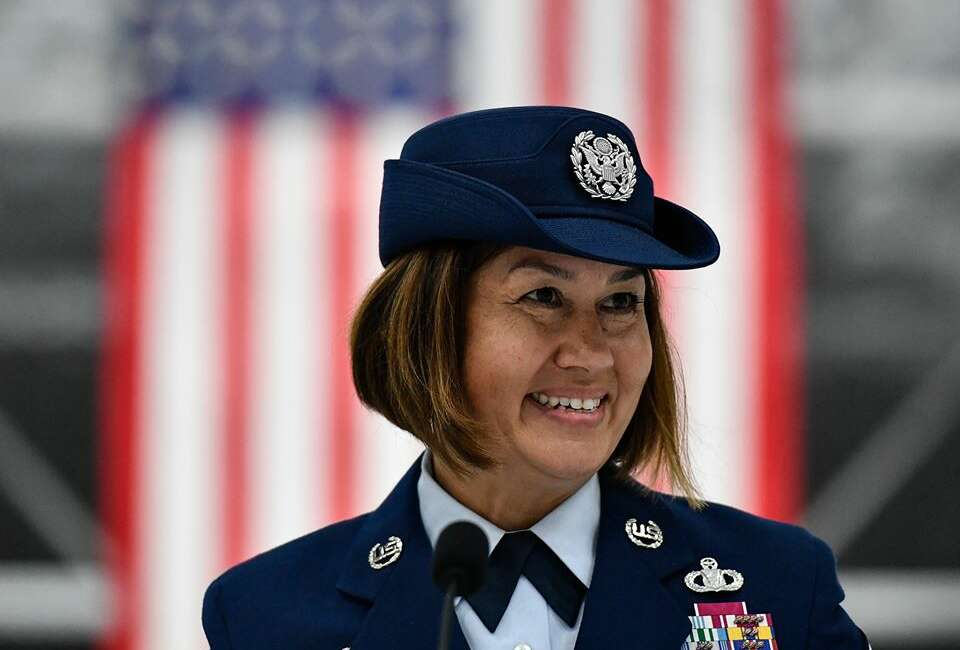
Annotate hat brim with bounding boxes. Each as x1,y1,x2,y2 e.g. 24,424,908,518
530,197,719,269
379,159,720,269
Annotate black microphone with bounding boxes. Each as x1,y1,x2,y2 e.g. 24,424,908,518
431,520,488,650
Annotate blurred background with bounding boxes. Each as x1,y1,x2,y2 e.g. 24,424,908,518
0,0,957,648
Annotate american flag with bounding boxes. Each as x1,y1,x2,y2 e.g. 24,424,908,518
99,1,800,647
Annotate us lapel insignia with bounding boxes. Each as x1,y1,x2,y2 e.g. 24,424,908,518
368,535,403,569
684,557,744,592
684,602,779,649
625,517,663,548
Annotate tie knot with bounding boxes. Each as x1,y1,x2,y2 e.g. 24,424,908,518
466,529,587,632
497,530,540,556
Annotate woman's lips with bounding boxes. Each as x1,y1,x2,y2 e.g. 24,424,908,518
525,394,607,426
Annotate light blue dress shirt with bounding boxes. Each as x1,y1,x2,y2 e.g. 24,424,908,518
417,451,600,650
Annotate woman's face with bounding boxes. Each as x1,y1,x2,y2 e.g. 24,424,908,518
463,245,653,486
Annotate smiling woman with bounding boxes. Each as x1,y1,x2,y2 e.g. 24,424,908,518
201,106,869,650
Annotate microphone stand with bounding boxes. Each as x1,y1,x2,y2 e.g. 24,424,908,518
437,580,458,650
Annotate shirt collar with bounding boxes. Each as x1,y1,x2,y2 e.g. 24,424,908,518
416,450,600,587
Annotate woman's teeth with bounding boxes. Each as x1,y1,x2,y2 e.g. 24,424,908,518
529,392,603,412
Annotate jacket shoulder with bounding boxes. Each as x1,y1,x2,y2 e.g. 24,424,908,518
651,487,822,554
202,514,370,649
213,512,368,590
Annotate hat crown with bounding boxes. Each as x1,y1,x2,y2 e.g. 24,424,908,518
395,106,655,228
400,106,638,166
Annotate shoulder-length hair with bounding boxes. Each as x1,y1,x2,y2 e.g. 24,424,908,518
349,239,704,509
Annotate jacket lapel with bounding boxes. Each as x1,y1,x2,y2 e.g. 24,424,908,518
336,455,469,650
574,471,698,650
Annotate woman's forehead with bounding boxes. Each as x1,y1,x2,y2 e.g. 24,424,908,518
495,246,644,283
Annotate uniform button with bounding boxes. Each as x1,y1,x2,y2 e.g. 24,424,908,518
514,644,532,650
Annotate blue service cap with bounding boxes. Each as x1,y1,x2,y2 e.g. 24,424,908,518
378,105,720,269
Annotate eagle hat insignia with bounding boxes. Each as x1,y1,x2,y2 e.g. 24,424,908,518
569,129,638,201
684,557,744,593
368,535,403,570
625,517,663,549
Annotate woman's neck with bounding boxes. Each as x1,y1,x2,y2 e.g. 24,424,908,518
430,454,589,531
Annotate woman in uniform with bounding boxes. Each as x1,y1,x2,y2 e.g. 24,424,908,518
202,106,869,650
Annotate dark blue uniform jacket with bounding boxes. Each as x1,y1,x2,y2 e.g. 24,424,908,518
202,455,869,649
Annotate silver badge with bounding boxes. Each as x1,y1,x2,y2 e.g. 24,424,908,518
570,130,638,201
368,535,403,570
625,518,663,548
684,557,744,593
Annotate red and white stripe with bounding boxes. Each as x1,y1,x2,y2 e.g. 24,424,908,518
99,1,799,647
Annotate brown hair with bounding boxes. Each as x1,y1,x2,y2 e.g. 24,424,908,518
349,239,704,509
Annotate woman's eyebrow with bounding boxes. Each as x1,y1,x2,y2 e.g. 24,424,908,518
507,258,644,284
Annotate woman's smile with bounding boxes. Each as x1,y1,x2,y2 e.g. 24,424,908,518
524,392,609,427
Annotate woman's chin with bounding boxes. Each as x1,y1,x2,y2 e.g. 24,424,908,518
515,437,611,484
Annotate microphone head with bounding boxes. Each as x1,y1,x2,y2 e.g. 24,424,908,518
432,520,488,597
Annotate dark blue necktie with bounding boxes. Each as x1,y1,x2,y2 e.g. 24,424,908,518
465,530,587,633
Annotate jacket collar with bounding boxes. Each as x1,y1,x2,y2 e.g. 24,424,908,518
417,450,600,589
573,467,698,649
336,455,469,649
336,455,698,649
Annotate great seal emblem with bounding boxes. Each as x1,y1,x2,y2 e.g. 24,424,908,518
569,130,638,201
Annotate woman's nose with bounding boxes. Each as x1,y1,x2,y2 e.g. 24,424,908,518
553,312,615,371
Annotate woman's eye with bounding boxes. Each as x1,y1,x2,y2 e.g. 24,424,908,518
602,292,644,314
522,287,562,307
521,288,643,314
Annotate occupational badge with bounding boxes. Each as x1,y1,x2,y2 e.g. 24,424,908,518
684,557,744,593
683,602,779,649
625,517,663,549
368,535,403,569
569,130,638,201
